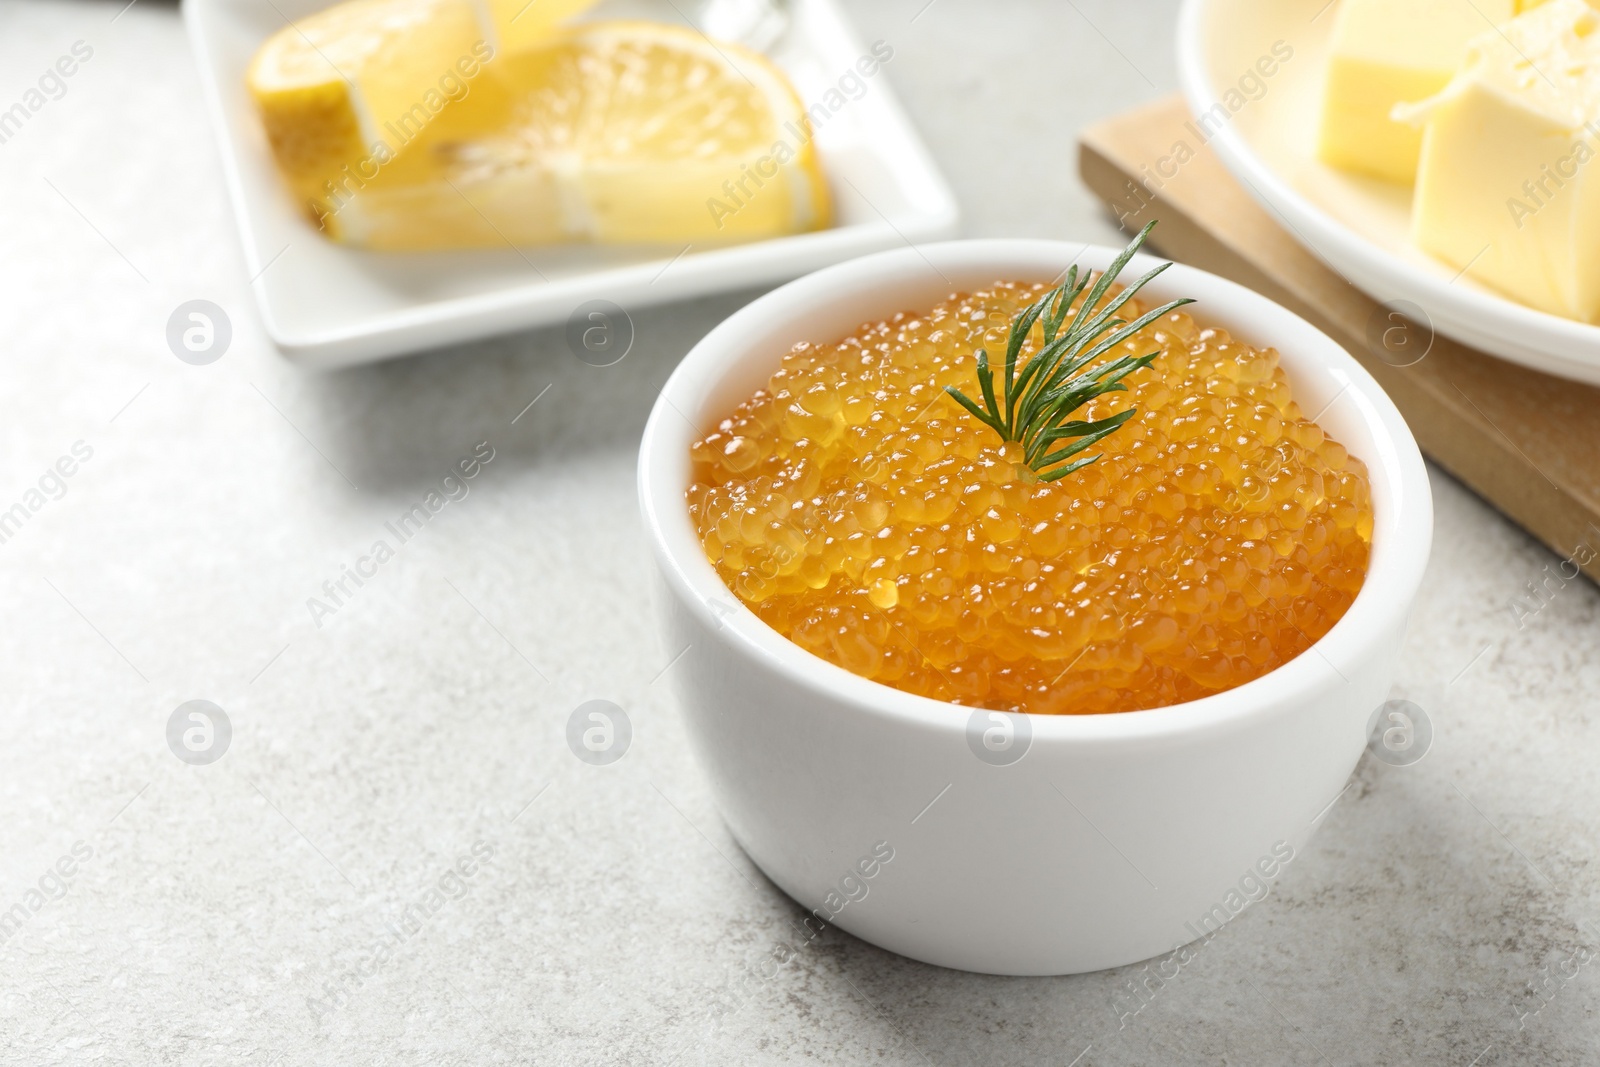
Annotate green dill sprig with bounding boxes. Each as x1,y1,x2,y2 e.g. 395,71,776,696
944,220,1193,481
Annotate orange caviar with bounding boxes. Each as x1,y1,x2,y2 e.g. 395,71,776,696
687,281,1373,714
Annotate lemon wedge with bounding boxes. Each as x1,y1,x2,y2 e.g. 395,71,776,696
247,0,497,208
319,21,832,249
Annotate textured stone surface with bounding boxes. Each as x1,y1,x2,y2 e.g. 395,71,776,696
2,0,1598,1064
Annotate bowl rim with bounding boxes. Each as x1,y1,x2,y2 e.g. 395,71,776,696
637,237,1431,744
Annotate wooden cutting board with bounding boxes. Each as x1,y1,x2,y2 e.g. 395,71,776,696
1078,95,1600,582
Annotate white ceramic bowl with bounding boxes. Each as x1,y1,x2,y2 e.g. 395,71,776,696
637,240,1431,975
1176,0,1600,385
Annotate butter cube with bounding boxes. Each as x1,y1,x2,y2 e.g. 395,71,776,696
1409,0,1600,321
1318,0,1517,184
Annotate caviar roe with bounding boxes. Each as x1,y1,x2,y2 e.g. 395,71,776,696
687,281,1373,714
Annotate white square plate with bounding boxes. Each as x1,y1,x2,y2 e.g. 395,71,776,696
183,0,960,368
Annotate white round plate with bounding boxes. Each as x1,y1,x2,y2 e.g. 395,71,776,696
1176,0,1600,385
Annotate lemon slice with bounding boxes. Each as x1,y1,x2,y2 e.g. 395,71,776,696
323,21,832,249
472,0,598,54
247,0,495,206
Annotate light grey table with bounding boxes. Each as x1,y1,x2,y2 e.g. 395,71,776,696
3,1,1597,1064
